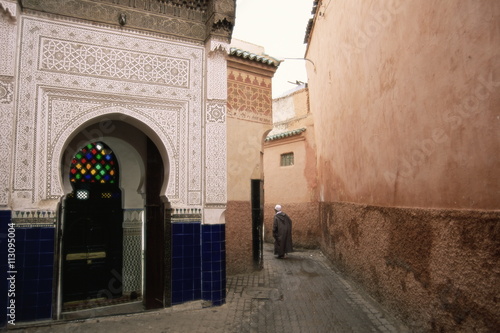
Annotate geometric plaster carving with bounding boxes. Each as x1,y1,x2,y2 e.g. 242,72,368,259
205,118,227,204
44,96,184,203
40,38,190,88
14,17,207,208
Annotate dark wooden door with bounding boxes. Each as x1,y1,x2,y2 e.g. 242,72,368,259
251,179,264,268
144,138,165,309
62,186,123,303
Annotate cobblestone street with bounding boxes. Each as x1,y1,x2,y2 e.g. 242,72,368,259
15,243,409,333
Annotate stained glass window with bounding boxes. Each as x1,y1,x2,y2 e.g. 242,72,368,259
70,142,119,184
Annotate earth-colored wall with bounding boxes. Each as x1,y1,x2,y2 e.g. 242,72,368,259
305,1,500,331
263,134,319,249
225,200,254,274
306,0,499,209
319,202,499,332
225,51,276,274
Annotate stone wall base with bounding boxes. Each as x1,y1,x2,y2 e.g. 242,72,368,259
318,201,499,332
225,201,254,275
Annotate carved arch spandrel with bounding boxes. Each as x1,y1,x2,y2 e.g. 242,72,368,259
47,106,183,204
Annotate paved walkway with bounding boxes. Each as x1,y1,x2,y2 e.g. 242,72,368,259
14,244,409,333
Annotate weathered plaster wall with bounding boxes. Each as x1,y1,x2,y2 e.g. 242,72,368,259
305,1,500,331
264,138,312,203
225,200,254,274
319,202,500,332
227,118,269,201
226,116,269,273
307,0,499,209
225,52,276,273
263,136,319,248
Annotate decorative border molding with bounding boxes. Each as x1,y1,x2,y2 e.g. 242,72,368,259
11,210,57,228
21,0,207,41
13,16,204,207
0,78,13,104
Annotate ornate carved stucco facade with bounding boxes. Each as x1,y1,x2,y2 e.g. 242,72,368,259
0,0,234,324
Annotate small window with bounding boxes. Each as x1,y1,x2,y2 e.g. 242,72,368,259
76,189,89,200
280,152,294,166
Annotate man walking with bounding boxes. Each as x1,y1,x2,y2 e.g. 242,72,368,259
273,204,293,259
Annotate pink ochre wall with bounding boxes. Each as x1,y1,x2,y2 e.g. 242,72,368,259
305,1,499,331
307,0,499,210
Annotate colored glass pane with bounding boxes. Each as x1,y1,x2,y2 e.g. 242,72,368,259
69,142,119,184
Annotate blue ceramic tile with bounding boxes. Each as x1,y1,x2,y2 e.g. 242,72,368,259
193,259,201,270
212,261,221,272
202,271,211,281
172,245,183,258
202,241,211,253
22,268,38,280
182,268,193,280
183,246,193,258
202,280,211,291
202,231,211,242
172,256,183,269
184,235,193,246
21,294,37,308
23,253,39,267
18,307,37,322
27,228,41,239
39,253,54,266
36,305,52,320
211,242,221,252
172,268,183,282
15,229,25,242
38,266,53,280
40,228,55,240
22,280,40,295
172,291,182,304
182,280,193,291
0,210,10,328
37,279,53,292
25,241,39,254
0,210,11,219
211,274,221,285
211,290,221,301
183,256,193,268
37,292,53,306
39,240,55,253
211,251,221,262
202,262,212,272
211,281,221,291
184,223,194,233
172,224,183,233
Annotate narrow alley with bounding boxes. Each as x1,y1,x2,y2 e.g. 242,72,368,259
15,243,409,333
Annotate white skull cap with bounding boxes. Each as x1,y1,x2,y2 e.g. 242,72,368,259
274,204,282,211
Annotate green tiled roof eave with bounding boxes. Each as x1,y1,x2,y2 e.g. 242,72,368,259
229,47,281,67
265,128,306,142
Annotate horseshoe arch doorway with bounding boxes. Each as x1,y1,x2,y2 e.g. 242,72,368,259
58,120,170,315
